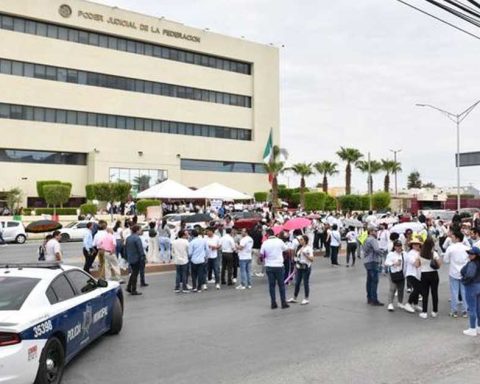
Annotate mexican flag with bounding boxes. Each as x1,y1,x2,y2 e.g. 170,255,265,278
263,129,273,163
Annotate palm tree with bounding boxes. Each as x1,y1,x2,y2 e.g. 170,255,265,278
356,160,382,194
381,159,402,193
289,163,314,209
336,147,363,195
263,145,288,209
314,161,338,193
133,175,151,192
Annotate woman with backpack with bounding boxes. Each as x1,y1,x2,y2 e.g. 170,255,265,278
385,240,406,312
460,246,480,336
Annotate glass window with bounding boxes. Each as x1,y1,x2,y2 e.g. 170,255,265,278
11,61,23,76
50,275,75,303
37,23,48,36
34,107,45,121
58,27,69,41
201,55,209,66
57,110,67,124
77,112,87,125
126,117,135,129
135,118,144,130
1,16,14,30
78,71,87,85
68,29,79,42
144,119,152,131
66,270,97,295
144,44,153,56
170,122,178,134
135,42,144,54
97,114,107,127
99,35,107,48
161,48,170,59
153,121,161,132
107,115,116,128
208,91,216,103
127,40,136,53
193,125,201,136
24,63,34,77
144,81,153,94
186,52,194,63
0,277,40,310
178,123,185,135
117,116,126,129
89,33,99,46
161,121,170,133
25,20,36,34
108,36,117,49
87,113,96,126
67,69,78,83
13,18,25,32
152,83,161,95
153,46,162,57
67,111,77,124
45,66,56,80
135,80,144,92
79,31,89,44
117,39,127,51
209,57,216,67
47,24,58,38
45,109,56,122
24,106,34,120
34,64,46,79
11,106,23,119
0,59,11,74
0,104,9,118
46,287,58,304
223,94,230,105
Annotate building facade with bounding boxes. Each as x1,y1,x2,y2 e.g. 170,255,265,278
0,0,279,204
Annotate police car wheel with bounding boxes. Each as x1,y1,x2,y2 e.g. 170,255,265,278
108,297,123,335
35,337,65,384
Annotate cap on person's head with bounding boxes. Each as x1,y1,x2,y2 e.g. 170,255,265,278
393,240,402,247
409,237,423,246
466,246,480,256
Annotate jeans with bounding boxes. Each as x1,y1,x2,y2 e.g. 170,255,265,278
159,237,171,263
239,259,252,287
191,262,205,290
294,267,311,299
420,271,439,313
464,282,480,329
127,262,140,293
207,258,220,284
388,278,405,305
221,252,234,284
364,262,380,302
346,243,357,265
115,239,123,259
175,264,189,290
330,246,339,265
449,276,467,313
266,266,286,306
0,232,5,244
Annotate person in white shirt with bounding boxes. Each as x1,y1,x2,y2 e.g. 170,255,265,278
404,237,422,314
471,228,480,248
444,230,469,317
345,226,358,267
365,211,377,227
236,229,254,289
260,228,289,309
288,235,314,305
377,223,390,273
385,240,406,311
418,237,442,319
206,227,221,290
220,228,236,286
44,231,62,262
329,224,341,266
172,229,190,293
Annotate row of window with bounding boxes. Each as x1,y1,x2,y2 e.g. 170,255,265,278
0,148,87,165
181,159,266,174
109,168,168,190
0,58,251,108
0,13,251,75
0,103,252,141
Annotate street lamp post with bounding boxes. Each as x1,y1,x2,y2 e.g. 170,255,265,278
389,148,402,196
416,100,480,211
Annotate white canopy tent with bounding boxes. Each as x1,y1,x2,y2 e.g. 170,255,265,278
192,182,252,201
136,179,196,199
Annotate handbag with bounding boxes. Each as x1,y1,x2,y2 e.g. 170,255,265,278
390,253,404,283
430,256,440,270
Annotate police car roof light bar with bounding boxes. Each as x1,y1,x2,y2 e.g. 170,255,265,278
0,262,63,270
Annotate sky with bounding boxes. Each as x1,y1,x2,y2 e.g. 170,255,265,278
96,0,480,193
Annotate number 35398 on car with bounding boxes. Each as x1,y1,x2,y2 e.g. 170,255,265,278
0,263,124,384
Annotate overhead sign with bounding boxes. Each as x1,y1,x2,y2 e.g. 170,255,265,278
455,151,480,167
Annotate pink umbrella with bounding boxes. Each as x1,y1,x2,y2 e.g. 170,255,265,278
283,217,312,231
271,225,284,235
306,214,321,219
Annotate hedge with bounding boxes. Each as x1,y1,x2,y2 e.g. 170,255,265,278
137,199,160,214
304,192,326,211
36,180,61,198
291,192,301,207
324,195,337,211
85,184,96,200
372,192,391,211
338,195,361,211
360,195,371,211
80,203,98,215
254,192,268,202
35,208,78,215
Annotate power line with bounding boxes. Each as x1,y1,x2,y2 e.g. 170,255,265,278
425,0,480,29
467,0,480,10
444,0,480,19
395,0,480,41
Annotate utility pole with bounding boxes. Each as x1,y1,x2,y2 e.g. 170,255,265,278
389,148,402,196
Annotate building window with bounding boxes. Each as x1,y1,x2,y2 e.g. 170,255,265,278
0,148,87,165
180,159,267,174
109,167,168,194
0,13,251,75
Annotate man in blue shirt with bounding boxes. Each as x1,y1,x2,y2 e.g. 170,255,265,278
82,222,96,274
188,229,208,292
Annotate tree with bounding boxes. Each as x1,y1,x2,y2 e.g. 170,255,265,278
407,170,422,189
43,184,71,216
355,159,382,194
423,182,436,189
314,161,338,193
372,192,391,211
288,163,314,209
92,182,131,220
133,175,151,193
381,159,402,193
112,182,132,202
6,188,23,213
263,145,288,209
336,147,363,195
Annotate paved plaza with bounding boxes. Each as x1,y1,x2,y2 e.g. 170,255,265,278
54,254,480,384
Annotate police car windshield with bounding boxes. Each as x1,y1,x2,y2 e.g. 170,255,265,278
0,276,40,310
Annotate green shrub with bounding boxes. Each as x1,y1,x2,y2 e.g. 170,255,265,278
254,192,268,202
372,192,391,211
80,203,98,215
23,208,33,215
291,192,300,207
360,195,371,211
304,192,326,211
324,195,337,211
137,199,160,214
43,184,71,210
92,183,113,202
35,208,78,215
338,195,362,211
112,182,131,202
85,184,96,200
277,187,293,201
36,180,61,198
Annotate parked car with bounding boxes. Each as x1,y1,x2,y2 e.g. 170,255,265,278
0,220,27,244
59,220,93,242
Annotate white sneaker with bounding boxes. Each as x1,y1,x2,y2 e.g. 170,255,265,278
187,284,192,290
247,285,252,289
232,278,237,283
387,303,394,312
300,299,309,305
419,312,428,319
255,273,264,277
397,303,405,310
287,298,298,303
207,279,215,284
431,312,438,318
235,285,246,290
215,284,220,290
477,326,480,333
202,284,208,291
404,303,415,313
414,305,423,312
463,328,477,337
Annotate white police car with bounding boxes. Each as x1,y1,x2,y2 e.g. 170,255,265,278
0,263,123,384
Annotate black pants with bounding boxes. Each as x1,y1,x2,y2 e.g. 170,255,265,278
330,246,339,265
82,248,96,274
139,258,146,285
346,243,357,266
233,252,239,279
421,271,439,313
127,262,140,293
324,239,331,258
313,232,321,250
191,262,205,290
407,276,422,305
221,252,234,284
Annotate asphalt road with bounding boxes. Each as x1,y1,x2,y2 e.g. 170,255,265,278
0,241,84,266
55,255,480,384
